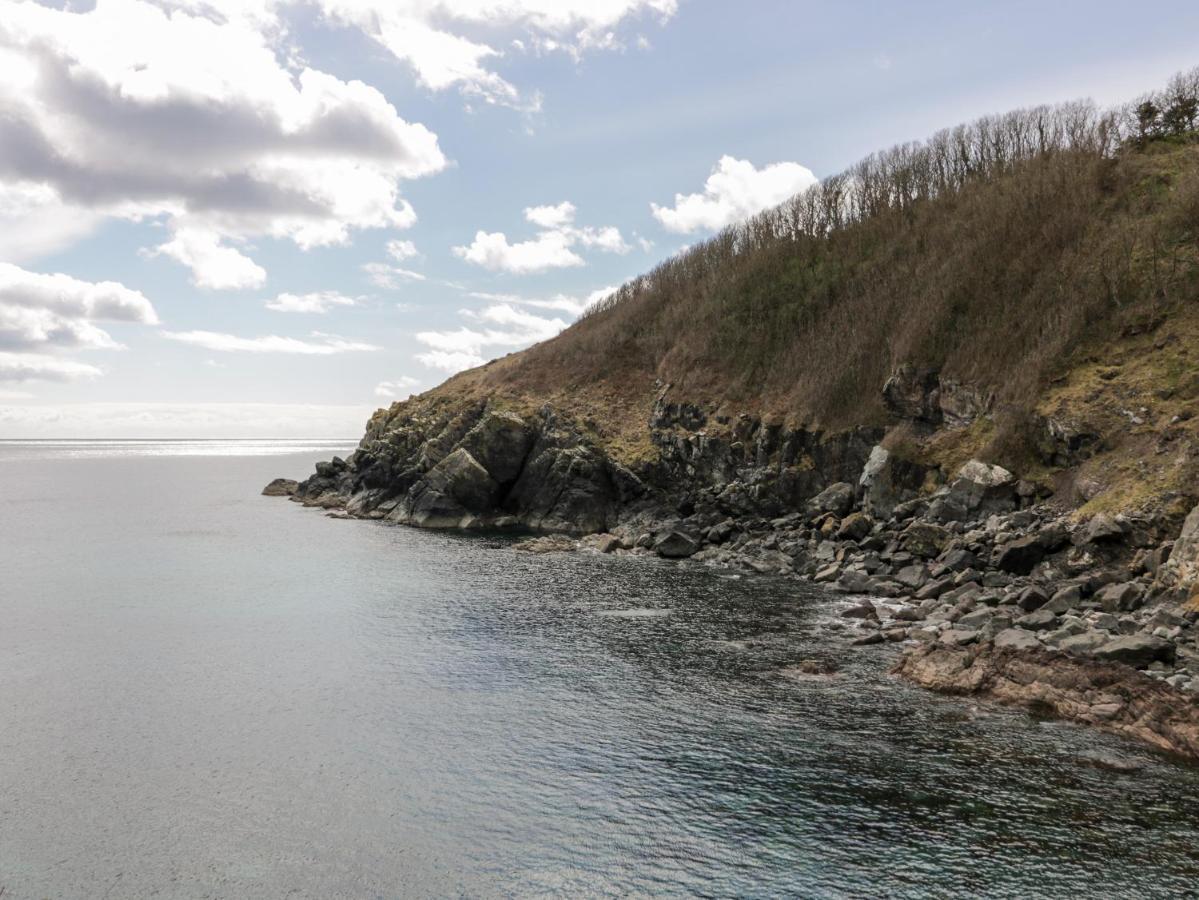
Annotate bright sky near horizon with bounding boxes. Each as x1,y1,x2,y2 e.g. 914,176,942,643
1,0,1197,437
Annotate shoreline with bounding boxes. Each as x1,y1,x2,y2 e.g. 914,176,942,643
268,460,1199,761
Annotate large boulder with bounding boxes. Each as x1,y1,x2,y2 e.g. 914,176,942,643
994,535,1045,575
262,478,298,497
859,446,936,520
808,481,855,518
929,459,1017,523
402,448,500,528
1092,634,1175,668
654,531,699,559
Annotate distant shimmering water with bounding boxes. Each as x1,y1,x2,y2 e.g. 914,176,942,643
2,440,1199,899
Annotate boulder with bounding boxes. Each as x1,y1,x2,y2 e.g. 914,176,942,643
808,482,855,518
1057,631,1110,655
859,446,935,520
1016,586,1050,612
654,531,699,559
403,448,500,528
262,478,299,497
901,522,952,559
1093,635,1175,668
1082,513,1127,545
993,628,1042,651
940,628,979,646
931,459,1017,522
1095,582,1145,613
994,535,1045,575
840,600,879,620
836,512,873,541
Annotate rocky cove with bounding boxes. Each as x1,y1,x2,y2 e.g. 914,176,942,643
267,370,1199,762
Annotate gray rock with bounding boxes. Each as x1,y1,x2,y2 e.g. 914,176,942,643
836,512,873,542
1044,584,1083,614
1057,631,1109,655
915,577,955,601
994,535,1045,575
940,628,980,646
900,522,953,559
1016,586,1050,612
895,564,928,590
1095,582,1144,613
808,482,855,518
1082,513,1127,544
956,607,994,630
840,600,879,620
852,632,886,646
993,628,1042,650
654,531,700,559
1015,608,1058,631
1093,634,1175,668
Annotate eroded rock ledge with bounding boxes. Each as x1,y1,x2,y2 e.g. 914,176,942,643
894,642,1199,759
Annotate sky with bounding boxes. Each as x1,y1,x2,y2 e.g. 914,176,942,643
0,0,1197,438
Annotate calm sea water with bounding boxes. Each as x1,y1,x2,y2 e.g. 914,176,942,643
1,439,1198,899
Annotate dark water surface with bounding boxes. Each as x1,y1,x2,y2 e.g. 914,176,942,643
2,440,1198,899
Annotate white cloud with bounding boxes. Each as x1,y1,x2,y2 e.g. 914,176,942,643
525,201,576,228
0,0,445,286
363,262,427,289
312,1,677,108
154,229,268,290
0,352,103,383
414,288,614,373
266,291,357,313
0,389,33,400
0,262,158,353
162,330,380,354
386,239,419,261
453,229,584,274
651,156,819,234
374,375,420,398
454,202,628,274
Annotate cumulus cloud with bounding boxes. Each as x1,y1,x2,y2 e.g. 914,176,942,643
453,202,628,273
312,0,677,108
651,156,819,233
265,291,357,313
0,262,158,354
374,375,420,398
0,0,445,287
162,330,379,354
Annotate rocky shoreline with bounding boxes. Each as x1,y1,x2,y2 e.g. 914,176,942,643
267,383,1199,760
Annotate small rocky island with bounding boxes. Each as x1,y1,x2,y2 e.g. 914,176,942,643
271,78,1199,759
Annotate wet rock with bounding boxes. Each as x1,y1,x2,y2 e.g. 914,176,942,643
893,643,1199,759
581,533,622,553
836,571,874,594
1076,750,1147,773
262,478,299,497
915,577,955,601
852,632,886,646
791,658,839,676
513,534,578,553
893,606,925,622
654,531,700,559
840,600,879,621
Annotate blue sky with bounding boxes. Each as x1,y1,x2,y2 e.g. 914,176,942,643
1,0,1196,437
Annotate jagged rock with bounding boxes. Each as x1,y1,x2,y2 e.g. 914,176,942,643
837,571,873,594
915,577,955,601
513,534,577,553
930,460,1017,523
1016,586,1050,612
1082,513,1127,545
994,535,1045,575
262,478,299,497
1095,582,1145,613
940,628,980,646
894,564,928,590
940,548,978,571
654,531,699,559
1045,584,1083,613
808,482,855,518
1057,631,1109,655
581,533,622,553
403,448,499,528
1093,634,1175,668
893,605,924,622
859,446,934,520
938,377,992,429
894,644,1199,759
883,364,942,423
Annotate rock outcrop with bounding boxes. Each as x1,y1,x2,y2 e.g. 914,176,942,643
895,643,1199,758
